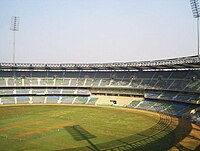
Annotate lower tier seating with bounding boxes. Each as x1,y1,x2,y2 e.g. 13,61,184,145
127,99,199,125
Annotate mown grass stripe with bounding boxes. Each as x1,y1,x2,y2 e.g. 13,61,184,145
0,118,53,131
15,121,74,138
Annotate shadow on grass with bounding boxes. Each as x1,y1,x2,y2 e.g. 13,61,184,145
64,125,99,151
58,114,194,151
64,125,96,141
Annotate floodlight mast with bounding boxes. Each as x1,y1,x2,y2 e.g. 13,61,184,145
10,16,20,63
190,0,200,57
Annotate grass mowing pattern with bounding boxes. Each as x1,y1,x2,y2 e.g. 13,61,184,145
0,105,197,151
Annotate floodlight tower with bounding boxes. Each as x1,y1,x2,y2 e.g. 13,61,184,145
190,0,200,57
10,16,20,63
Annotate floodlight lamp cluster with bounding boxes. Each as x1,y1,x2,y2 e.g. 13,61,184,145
10,16,20,31
190,0,200,18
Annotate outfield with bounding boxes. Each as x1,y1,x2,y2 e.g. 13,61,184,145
0,105,199,151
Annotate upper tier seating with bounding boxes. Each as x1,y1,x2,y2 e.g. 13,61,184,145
145,91,200,104
0,70,200,92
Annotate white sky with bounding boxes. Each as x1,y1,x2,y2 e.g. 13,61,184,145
0,0,198,63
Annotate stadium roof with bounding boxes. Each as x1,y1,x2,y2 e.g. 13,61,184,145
0,55,200,71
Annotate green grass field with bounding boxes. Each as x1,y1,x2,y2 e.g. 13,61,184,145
0,105,198,151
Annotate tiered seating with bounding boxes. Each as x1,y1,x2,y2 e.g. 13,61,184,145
32,71,47,77
46,96,58,104
80,71,96,78
77,79,85,86
64,72,79,78
170,71,189,79
55,79,65,86
135,71,155,79
47,89,61,94
159,92,174,100
95,72,111,78
130,99,198,117
130,79,142,88
39,78,54,86
121,79,131,86
0,78,5,86
76,89,90,94
145,91,160,98
0,68,199,126
0,89,14,94
87,98,98,105
140,79,154,88
62,89,76,94
61,96,75,104
145,91,200,104
39,78,47,85
110,79,129,87
70,79,78,86
85,79,93,86
24,78,31,86
73,97,88,104
25,78,38,86
189,95,200,104
32,89,46,94
1,70,200,91
0,71,13,77
188,110,200,125
17,96,29,104
31,97,44,104
16,89,29,94
127,100,141,108
91,79,101,86
99,79,110,86
153,71,171,79
174,94,191,102
168,80,190,90
0,97,15,104
155,80,173,89
136,100,157,110
126,70,200,92
184,80,200,92
7,78,14,86
14,78,23,86
62,79,71,86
